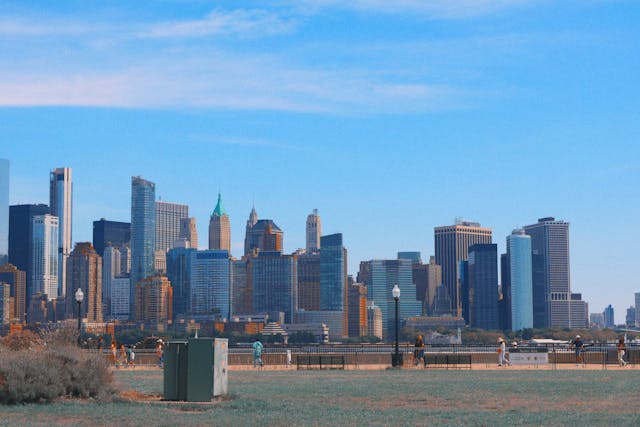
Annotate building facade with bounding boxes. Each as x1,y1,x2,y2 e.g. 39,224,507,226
367,302,383,339
410,256,441,315
102,245,120,317
0,159,8,263
251,251,297,323
231,259,250,315
110,276,130,321
66,242,102,323
49,167,72,299
179,217,198,249
155,201,188,254
189,250,230,319
347,283,367,337
603,304,614,328
0,263,26,322
31,214,59,300
297,253,320,311
467,243,499,330
135,275,172,326
434,220,492,317
506,230,533,331
320,233,347,337
306,209,321,253
130,176,156,319
166,246,196,318
92,219,130,257
208,193,231,252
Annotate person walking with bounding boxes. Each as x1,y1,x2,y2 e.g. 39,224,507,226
119,344,128,368
252,339,264,368
414,335,425,366
572,335,585,367
497,338,507,366
111,342,118,366
617,338,628,367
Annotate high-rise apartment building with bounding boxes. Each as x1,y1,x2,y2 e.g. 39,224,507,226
209,193,231,252
66,242,102,322
155,201,188,253
358,259,422,339
467,244,499,330
135,275,172,326
603,304,614,328
251,251,297,323
0,263,26,322
297,252,320,311
320,233,348,337
31,214,59,300
9,204,49,303
130,176,156,319
0,159,9,263
179,217,198,249
92,219,130,257
190,250,230,319
507,230,533,331
523,217,587,328
49,167,72,298
347,283,367,337
434,220,492,318
110,276,130,320
306,209,321,253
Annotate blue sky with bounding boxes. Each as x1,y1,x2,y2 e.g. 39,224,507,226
1,0,639,323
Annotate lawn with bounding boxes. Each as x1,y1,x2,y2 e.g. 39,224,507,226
0,369,638,426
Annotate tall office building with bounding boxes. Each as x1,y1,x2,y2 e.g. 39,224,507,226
251,251,297,323
9,204,49,303
320,233,348,337
306,209,321,253
347,283,367,337
31,214,59,300
0,283,10,323
110,276,130,320
66,242,102,323
135,275,172,326
603,304,614,328
626,306,636,327
102,245,121,316
231,259,250,315
166,246,196,317
0,159,9,263
531,250,546,328
523,217,587,328
190,250,230,319
120,244,131,275
367,302,383,339
0,263,26,322
401,253,441,315
130,176,156,319
180,217,198,249
209,193,231,252
434,220,492,318
92,219,130,257
49,167,72,298
466,244,499,330
507,230,533,331
358,259,422,339
245,219,283,255
244,206,258,256
297,252,320,311
155,201,188,254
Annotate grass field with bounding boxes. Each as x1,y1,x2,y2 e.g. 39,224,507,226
1,369,639,426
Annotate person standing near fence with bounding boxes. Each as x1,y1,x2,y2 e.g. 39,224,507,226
253,339,264,368
617,338,628,367
119,344,128,368
572,335,585,367
497,338,507,366
414,335,425,366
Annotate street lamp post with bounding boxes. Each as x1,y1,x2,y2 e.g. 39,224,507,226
75,288,84,346
391,284,402,367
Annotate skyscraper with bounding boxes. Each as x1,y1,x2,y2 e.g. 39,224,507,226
636,293,640,328
135,275,172,326
49,167,72,298
66,242,102,322
130,176,156,319
190,250,230,319
110,276,130,321
179,217,198,249
306,209,321,253
9,204,49,303
31,214,59,300
0,159,9,263
523,217,587,328
209,193,231,252
434,220,492,317
0,263,26,322
297,252,320,311
603,304,614,328
244,206,258,256
251,251,297,323
467,244,499,330
358,259,422,339
92,219,130,257
507,230,533,331
155,201,188,253
166,246,196,317
102,244,120,317
320,233,348,337
231,259,250,315
245,219,283,255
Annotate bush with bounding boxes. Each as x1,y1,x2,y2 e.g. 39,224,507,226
0,327,115,404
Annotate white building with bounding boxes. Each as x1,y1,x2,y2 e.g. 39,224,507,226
49,167,72,298
31,214,59,300
102,245,121,315
306,209,321,253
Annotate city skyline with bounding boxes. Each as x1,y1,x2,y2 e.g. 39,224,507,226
1,1,639,323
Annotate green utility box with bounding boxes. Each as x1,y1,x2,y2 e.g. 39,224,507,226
163,338,214,402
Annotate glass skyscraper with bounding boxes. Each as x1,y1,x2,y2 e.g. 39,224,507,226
507,229,533,331
166,246,196,317
130,176,156,319
0,159,9,263
155,201,188,253
467,244,499,330
31,214,59,300
92,219,130,257
49,167,72,298
358,259,422,339
251,251,297,323
320,233,346,311
189,250,230,319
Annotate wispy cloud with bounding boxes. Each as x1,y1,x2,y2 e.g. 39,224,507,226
141,8,297,38
187,134,303,151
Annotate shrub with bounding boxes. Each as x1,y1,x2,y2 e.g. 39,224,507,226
0,329,115,404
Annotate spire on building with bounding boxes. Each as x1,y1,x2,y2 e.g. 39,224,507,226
212,193,227,218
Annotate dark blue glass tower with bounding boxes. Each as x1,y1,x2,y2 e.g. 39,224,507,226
320,233,345,311
130,176,156,319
